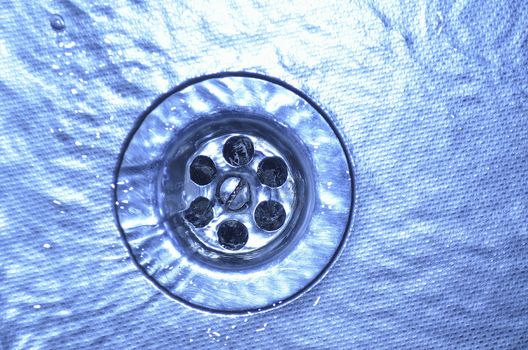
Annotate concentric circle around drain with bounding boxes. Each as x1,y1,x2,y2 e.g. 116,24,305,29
114,73,354,313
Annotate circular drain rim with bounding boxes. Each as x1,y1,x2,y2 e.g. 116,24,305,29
113,72,356,314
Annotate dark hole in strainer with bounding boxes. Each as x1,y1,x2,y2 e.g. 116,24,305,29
254,200,286,231
223,136,254,167
190,155,217,185
217,220,248,250
257,157,288,188
184,197,214,228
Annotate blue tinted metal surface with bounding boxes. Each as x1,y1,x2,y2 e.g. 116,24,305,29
1,0,527,349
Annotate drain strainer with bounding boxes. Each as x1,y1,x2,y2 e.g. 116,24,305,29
114,73,354,313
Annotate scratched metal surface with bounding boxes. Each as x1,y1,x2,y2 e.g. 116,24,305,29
1,0,527,349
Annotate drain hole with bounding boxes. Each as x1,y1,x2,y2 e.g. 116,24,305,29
190,156,217,185
257,157,288,188
254,200,286,231
217,220,248,250
184,197,214,228
223,136,254,167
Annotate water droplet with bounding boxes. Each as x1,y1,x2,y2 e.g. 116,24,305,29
50,14,65,31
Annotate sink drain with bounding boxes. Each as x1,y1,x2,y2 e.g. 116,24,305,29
167,129,300,256
114,73,354,313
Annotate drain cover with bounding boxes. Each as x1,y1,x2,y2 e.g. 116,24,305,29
114,73,354,313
